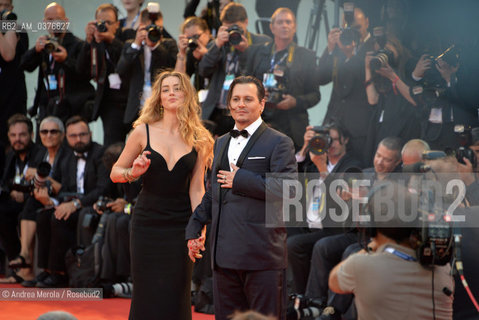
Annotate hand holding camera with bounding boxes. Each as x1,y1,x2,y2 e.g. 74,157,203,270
276,94,296,110
412,54,432,79
133,24,147,47
327,28,341,53
35,35,48,53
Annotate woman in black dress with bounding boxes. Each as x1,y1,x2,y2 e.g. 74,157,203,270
111,71,214,320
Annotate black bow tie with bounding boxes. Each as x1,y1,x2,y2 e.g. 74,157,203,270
75,152,87,160
230,129,249,138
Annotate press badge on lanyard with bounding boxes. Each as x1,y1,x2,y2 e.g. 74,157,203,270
46,74,57,91
223,74,235,91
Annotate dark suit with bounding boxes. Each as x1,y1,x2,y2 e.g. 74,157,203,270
76,39,130,146
317,38,376,165
186,122,297,320
20,32,95,123
0,143,42,260
198,32,271,122
36,142,108,271
244,42,320,150
116,39,178,125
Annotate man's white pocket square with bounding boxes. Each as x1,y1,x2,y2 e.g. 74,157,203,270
247,156,266,160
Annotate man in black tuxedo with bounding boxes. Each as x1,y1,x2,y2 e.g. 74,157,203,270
34,116,108,287
116,8,177,126
243,7,320,151
186,76,297,320
20,2,94,124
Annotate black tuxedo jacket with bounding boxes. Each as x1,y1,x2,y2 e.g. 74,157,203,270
52,142,108,207
186,122,297,270
116,39,178,124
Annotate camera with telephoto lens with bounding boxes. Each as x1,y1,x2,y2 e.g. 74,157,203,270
267,87,285,105
0,9,17,20
10,161,52,194
286,294,324,320
423,44,460,90
44,37,60,54
369,27,394,73
339,2,359,46
146,2,162,43
187,34,200,51
308,126,331,155
95,196,113,212
227,24,244,46
95,20,108,33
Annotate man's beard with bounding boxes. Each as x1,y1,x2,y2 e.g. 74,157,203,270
73,141,91,153
13,142,29,154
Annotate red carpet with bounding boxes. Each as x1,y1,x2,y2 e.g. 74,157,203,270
0,283,215,320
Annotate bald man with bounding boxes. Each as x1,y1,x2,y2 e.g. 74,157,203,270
401,139,430,166
20,2,94,124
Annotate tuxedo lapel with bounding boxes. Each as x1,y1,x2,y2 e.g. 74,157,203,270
213,135,231,200
236,122,267,168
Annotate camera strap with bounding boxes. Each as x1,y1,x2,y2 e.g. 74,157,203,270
91,45,98,81
384,246,417,262
269,44,295,72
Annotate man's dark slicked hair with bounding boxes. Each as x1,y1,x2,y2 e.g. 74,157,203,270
227,76,265,107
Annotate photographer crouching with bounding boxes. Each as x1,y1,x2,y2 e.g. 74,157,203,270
329,181,454,320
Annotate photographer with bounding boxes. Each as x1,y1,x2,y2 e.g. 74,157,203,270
329,182,453,320
116,5,177,126
244,7,320,151
198,2,270,136
5,117,68,287
364,34,420,165
34,116,108,288
409,48,479,151
0,114,42,284
175,16,212,93
288,122,361,297
20,2,94,124
0,0,28,149
76,3,129,147
317,4,375,165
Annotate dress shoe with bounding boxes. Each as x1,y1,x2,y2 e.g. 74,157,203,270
36,273,68,288
22,271,50,287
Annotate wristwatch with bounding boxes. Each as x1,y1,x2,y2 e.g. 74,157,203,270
72,199,82,210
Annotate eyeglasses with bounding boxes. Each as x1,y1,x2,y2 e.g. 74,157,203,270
67,132,90,139
40,129,61,135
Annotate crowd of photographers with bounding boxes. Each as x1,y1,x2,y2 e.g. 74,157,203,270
1,0,479,319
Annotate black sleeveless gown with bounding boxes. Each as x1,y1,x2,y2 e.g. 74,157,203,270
129,124,196,320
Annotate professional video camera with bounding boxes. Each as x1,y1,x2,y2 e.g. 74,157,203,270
308,126,331,155
414,150,454,267
187,34,200,51
227,24,244,46
44,37,60,54
453,125,477,168
0,9,17,20
369,26,395,73
10,161,52,194
146,2,162,43
95,21,108,33
339,2,359,46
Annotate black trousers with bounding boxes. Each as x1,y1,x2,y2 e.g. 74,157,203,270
36,208,79,272
305,232,358,302
101,212,131,281
287,228,338,294
213,266,287,320
0,198,22,260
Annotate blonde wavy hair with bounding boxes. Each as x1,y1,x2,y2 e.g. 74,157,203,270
134,71,214,167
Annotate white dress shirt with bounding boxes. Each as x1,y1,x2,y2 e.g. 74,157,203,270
227,117,263,171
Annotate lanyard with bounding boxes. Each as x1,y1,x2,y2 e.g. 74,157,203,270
385,246,417,262
269,44,295,72
130,12,140,29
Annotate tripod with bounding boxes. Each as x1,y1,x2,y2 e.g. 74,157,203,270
304,0,330,53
